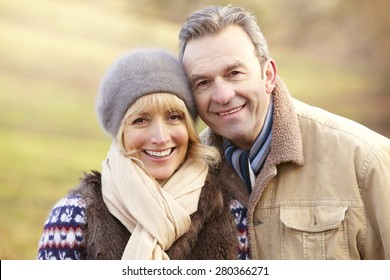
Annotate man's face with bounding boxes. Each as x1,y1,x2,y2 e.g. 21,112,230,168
182,25,275,150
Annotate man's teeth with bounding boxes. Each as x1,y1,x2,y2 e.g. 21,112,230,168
219,106,243,116
145,149,172,157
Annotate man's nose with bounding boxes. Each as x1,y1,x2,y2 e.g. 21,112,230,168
211,79,234,104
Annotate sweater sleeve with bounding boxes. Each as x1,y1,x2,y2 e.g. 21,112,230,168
37,195,87,260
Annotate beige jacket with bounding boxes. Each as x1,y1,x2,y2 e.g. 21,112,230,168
201,77,390,259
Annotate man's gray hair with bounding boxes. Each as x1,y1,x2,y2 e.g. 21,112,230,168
178,5,270,65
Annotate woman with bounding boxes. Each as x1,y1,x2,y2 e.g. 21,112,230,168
37,49,238,260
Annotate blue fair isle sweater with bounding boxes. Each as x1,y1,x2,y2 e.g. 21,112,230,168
37,195,87,260
37,196,249,260
229,199,250,260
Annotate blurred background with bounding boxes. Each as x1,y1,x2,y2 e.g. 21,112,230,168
1,0,389,259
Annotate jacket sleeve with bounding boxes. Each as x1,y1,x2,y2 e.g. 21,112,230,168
361,145,390,259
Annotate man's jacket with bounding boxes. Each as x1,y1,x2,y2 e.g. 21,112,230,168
201,77,390,259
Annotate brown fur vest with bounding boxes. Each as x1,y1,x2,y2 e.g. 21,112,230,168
70,170,238,259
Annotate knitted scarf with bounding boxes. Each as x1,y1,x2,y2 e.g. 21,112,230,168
224,98,274,193
101,143,208,260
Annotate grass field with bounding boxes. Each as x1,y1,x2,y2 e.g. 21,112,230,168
1,0,388,259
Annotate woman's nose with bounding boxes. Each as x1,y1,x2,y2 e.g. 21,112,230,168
150,121,169,145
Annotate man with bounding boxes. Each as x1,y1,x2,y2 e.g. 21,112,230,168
178,5,390,259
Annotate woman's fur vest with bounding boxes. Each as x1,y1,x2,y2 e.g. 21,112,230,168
70,170,238,259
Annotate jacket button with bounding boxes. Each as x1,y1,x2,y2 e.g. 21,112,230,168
253,219,263,226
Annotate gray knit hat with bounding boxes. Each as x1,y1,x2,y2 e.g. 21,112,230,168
96,49,196,137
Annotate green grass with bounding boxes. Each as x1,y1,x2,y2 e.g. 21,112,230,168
0,70,110,259
0,0,383,259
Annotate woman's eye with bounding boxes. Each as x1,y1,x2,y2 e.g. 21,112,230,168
168,113,183,121
132,117,146,125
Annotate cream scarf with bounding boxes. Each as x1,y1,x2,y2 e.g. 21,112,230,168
101,143,208,260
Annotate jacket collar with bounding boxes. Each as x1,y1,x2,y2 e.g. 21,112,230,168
267,76,304,167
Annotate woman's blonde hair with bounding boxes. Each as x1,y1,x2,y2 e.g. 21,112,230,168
116,93,220,167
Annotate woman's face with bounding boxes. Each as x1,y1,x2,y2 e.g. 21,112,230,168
123,102,189,183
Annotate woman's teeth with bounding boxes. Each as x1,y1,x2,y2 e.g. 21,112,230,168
145,149,172,158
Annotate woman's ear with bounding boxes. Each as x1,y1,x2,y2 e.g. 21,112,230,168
263,59,278,94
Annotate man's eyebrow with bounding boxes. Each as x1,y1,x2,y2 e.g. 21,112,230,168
189,61,245,82
226,61,245,71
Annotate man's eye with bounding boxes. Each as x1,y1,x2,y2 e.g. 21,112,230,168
195,80,208,89
230,70,241,76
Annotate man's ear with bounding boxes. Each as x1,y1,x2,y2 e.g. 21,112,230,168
263,59,277,94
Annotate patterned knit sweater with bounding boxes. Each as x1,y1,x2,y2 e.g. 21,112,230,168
229,199,250,260
37,195,87,260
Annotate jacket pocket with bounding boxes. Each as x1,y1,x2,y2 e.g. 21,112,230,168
280,205,349,259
